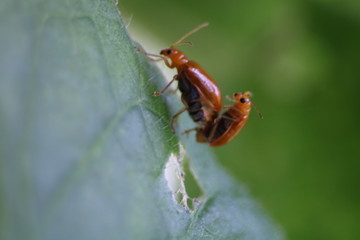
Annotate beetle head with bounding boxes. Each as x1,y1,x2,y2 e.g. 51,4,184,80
160,48,188,66
233,91,252,105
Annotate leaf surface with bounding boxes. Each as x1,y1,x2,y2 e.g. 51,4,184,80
0,0,284,239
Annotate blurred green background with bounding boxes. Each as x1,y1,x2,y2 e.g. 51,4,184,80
120,0,360,239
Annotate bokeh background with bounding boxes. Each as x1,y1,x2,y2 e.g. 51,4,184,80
120,0,360,239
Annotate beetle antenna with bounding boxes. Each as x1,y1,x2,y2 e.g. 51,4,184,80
171,22,209,48
174,41,193,46
252,102,263,119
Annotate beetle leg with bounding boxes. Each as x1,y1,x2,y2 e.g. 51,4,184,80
170,107,187,132
222,106,245,116
221,115,240,122
136,47,161,59
195,128,209,143
226,95,237,103
163,58,174,68
182,127,199,136
153,74,178,96
230,107,245,116
168,86,179,95
205,119,219,143
214,111,240,122
136,48,173,67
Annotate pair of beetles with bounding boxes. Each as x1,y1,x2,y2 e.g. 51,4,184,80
138,23,261,147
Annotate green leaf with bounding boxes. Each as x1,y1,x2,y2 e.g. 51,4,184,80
0,0,284,239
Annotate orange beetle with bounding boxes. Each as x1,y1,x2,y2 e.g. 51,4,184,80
196,91,260,147
138,23,222,130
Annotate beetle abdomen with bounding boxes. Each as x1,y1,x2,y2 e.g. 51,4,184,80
177,73,206,123
209,112,233,142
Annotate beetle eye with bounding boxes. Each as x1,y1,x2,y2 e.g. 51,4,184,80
166,49,172,54
240,98,247,103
